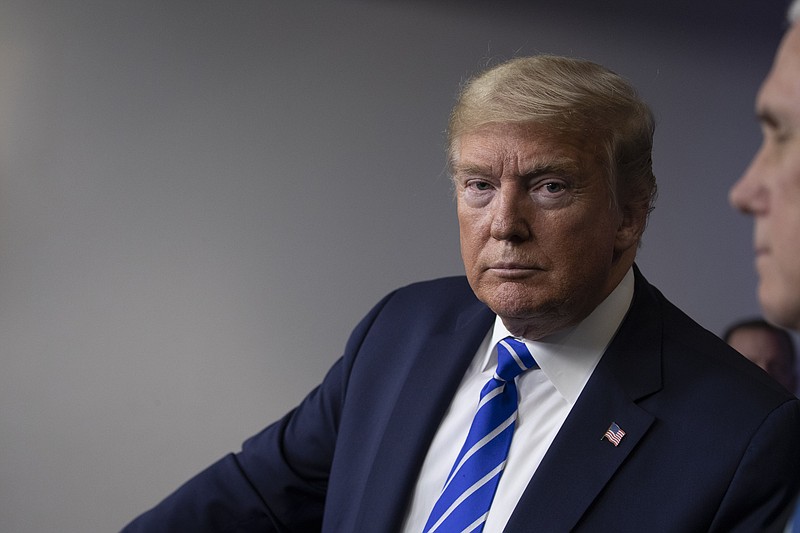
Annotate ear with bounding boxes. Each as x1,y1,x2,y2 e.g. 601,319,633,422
614,200,648,253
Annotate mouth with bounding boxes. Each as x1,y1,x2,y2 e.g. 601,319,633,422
486,263,542,279
754,246,770,272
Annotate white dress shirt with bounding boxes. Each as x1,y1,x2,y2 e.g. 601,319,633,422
400,268,635,532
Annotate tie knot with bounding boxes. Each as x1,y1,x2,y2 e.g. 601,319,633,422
495,337,537,382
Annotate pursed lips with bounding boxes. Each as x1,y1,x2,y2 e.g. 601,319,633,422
754,244,770,272
486,262,542,278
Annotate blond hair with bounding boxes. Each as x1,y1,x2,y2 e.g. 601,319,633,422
447,55,656,217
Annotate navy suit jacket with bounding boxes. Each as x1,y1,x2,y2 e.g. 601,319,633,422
124,267,800,532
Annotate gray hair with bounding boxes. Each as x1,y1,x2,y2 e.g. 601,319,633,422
790,0,800,23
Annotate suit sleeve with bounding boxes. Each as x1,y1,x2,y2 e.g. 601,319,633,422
709,398,800,533
120,292,395,532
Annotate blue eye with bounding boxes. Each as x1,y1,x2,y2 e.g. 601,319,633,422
544,182,565,193
468,180,492,191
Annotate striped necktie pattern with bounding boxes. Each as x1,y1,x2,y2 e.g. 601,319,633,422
423,336,537,533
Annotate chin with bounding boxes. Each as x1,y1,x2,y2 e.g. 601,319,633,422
772,311,800,332
484,293,564,326
476,282,541,312
761,290,800,331
764,311,800,332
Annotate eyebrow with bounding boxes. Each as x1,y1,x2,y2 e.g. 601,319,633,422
451,158,581,179
451,162,491,177
521,158,582,177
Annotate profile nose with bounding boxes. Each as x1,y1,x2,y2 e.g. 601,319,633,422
490,187,531,242
730,150,767,215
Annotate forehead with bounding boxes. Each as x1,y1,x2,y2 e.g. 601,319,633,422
758,26,800,118
452,123,600,175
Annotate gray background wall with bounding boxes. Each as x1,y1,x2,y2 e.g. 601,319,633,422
0,1,788,531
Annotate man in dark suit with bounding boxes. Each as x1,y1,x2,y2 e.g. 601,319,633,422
730,1,800,531
124,55,800,532
729,0,800,337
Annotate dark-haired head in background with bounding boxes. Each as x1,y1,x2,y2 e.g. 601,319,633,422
724,318,797,394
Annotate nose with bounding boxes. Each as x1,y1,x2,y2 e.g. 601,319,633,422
490,186,532,242
730,149,767,215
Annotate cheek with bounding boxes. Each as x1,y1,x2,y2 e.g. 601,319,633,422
552,213,617,259
773,232,800,288
457,213,488,256
770,153,800,208
771,184,800,249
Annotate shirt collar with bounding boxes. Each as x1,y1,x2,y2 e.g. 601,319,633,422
481,267,635,404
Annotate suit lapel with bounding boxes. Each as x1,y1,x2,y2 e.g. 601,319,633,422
505,266,664,531
353,300,495,531
504,366,655,530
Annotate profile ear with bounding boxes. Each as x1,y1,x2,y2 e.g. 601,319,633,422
614,201,648,252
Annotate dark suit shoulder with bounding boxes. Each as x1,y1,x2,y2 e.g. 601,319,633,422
390,276,476,303
609,270,794,413
642,277,796,416
371,276,486,330
663,292,793,401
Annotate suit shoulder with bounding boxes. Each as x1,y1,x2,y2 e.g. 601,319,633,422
655,288,796,406
394,276,474,297
625,271,794,409
380,276,478,308
366,276,487,332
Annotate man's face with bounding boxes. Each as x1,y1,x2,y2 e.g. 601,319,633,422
730,25,800,330
454,122,640,340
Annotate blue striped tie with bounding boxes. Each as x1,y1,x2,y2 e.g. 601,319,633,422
423,337,537,533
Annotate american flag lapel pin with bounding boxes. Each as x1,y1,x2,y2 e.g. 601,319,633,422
602,422,626,447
